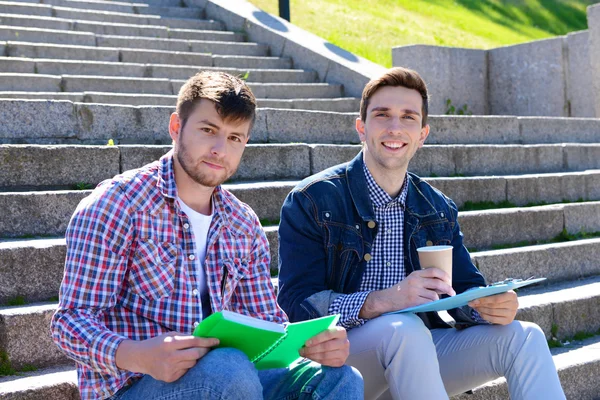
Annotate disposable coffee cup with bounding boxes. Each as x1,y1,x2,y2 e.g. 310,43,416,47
417,245,453,285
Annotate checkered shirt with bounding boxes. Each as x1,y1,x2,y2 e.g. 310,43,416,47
50,150,286,400
328,164,408,329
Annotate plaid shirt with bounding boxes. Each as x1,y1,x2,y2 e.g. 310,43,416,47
51,150,286,400
328,164,408,328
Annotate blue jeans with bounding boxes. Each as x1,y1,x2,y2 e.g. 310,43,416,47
112,348,363,400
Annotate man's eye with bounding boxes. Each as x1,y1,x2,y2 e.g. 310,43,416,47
376,113,387,117
201,128,213,133
230,136,241,142
403,115,415,120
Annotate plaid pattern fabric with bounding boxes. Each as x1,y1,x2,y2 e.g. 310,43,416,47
51,150,286,400
328,164,408,329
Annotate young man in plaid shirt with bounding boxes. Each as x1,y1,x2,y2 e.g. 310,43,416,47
277,67,565,399
51,71,363,400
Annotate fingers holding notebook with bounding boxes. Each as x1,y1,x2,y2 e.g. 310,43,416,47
299,326,350,367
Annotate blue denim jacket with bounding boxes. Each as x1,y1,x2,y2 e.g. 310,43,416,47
277,152,486,330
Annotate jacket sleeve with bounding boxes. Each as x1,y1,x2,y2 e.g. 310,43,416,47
277,189,347,323
50,182,132,376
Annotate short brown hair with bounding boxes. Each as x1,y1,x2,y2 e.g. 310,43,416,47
176,71,257,130
359,67,429,127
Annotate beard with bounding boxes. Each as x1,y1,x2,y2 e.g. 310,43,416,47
175,139,237,188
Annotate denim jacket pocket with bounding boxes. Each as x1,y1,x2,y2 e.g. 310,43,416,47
325,224,363,289
129,240,177,300
412,219,453,249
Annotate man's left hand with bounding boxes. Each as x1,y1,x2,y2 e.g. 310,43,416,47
468,290,518,325
299,326,350,367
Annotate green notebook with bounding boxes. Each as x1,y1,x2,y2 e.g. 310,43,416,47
192,311,340,370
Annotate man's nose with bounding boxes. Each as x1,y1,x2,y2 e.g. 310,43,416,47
211,135,227,155
387,117,404,134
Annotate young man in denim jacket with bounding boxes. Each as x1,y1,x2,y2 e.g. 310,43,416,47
277,67,565,399
51,71,363,400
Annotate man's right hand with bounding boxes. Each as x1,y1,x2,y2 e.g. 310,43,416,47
116,332,220,382
359,268,455,319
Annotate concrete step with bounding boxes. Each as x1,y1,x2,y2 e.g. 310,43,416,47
0,1,204,20
2,335,599,400
3,42,291,67
0,26,254,51
0,364,78,400
1,276,599,372
2,142,600,190
0,25,96,46
0,73,339,96
452,335,600,400
3,234,600,305
0,178,599,246
2,144,600,203
0,58,316,82
3,101,600,145
0,13,225,34
0,91,357,110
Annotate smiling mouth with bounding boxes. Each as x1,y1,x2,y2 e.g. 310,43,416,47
382,142,407,150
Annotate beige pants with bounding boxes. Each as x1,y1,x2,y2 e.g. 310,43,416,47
346,313,565,400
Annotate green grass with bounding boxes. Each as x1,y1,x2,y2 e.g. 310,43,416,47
6,296,26,306
247,0,595,67
0,351,38,377
459,198,587,212
259,218,280,226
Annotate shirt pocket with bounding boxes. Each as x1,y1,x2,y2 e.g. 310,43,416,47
128,240,178,300
219,258,247,309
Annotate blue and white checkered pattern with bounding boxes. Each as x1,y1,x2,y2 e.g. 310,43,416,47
51,151,286,400
328,164,408,329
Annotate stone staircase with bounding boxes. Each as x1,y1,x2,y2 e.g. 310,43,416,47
0,0,599,399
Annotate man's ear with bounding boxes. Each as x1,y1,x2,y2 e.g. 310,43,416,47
355,117,366,142
169,113,181,143
418,124,430,148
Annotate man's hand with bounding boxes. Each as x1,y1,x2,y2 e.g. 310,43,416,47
299,326,350,367
359,268,456,319
468,290,518,325
116,332,220,382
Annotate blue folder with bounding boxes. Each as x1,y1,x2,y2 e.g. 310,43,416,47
388,277,546,314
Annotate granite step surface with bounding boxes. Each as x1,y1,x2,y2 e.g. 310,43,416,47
1,276,599,371
1,144,600,203
3,235,600,305
3,42,292,67
0,91,358,110
0,74,341,96
0,185,598,247
0,13,225,35
1,102,599,145
0,57,316,82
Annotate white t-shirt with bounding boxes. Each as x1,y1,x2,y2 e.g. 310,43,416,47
177,197,213,319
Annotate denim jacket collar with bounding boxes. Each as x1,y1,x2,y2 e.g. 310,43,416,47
346,151,376,221
346,151,439,221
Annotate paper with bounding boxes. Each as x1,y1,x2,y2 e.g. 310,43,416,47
388,277,546,314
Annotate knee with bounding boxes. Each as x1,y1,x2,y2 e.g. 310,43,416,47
501,320,547,347
327,365,364,387
194,348,262,397
381,314,432,343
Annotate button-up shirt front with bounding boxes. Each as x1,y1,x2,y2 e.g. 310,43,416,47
328,163,408,328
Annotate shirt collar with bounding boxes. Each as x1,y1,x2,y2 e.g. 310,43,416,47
363,162,408,209
157,150,252,237
157,149,178,200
